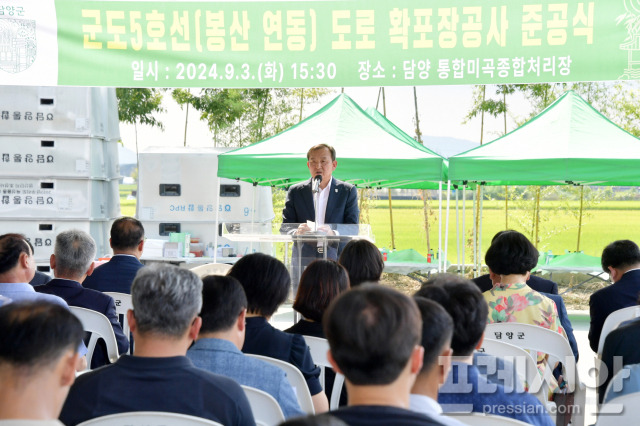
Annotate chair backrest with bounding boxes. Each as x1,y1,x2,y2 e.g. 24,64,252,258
484,322,586,426
246,353,315,415
77,411,223,426
445,413,530,425
70,306,119,369
597,305,640,355
103,292,132,338
303,335,345,410
478,339,547,405
241,385,285,426
594,393,640,426
189,263,232,278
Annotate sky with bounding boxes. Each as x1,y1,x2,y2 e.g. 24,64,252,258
118,85,533,154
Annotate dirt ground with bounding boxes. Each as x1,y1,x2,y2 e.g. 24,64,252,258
381,270,603,311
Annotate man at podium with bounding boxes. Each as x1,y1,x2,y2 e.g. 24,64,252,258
282,144,359,285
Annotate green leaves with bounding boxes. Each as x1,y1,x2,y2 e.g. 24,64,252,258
116,88,165,129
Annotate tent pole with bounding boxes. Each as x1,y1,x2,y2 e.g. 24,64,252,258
456,187,460,273
213,179,221,263
438,182,443,273
505,185,508,229
472,186,477,277
422,190,431,252
534,187,541,249
478,186,484,276
462,186,466,276
388,189,396,250
444,181,451,273
577,186,584,251
251,183,257,254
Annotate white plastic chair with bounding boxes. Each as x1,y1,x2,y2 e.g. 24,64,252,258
594,392,640,425
77,411,223,426
70,306,120,369
303,335,345,410
484,322,586,426
478,339,548,405
189,263,232,278
241,385,285,426
104,292,132,338
445,412,531,425
597,305,640,356
246,353,315,415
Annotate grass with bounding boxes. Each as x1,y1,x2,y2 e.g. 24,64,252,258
119,185,640,261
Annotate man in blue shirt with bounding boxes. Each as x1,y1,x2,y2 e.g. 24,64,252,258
187,274,303,419
416,275,554,426
59,264,255,426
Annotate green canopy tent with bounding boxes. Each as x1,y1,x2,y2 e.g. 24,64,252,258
218,93,447,189
217,93,449,269
449,90,640,272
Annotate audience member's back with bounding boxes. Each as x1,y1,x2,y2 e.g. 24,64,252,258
59,264,254,426
187,275,303,418
337,240,384,287
416,274,554,426
83,217,145,294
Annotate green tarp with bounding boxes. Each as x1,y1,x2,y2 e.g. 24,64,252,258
538,252,603,273
449,91,640,186
217,94,446,188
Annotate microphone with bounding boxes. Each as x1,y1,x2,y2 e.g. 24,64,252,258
312,174,322,193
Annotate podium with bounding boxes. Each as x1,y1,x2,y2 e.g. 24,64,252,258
221,222,374,293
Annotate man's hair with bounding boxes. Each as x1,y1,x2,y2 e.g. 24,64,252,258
54,230,96,279
0,233,31,275
413,296,453,373
307,144,336,162
199,275,247,334
324,284,421,385
227,253,290,317
0,301,83,375
110,217,145,251
338,240,384,287
485,230,538,275
601,240,640,272
131,263,202,337
415,274,487,357
293,260,349,323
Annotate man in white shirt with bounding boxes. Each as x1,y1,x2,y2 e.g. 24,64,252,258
281,144,359,287
409,297,466,426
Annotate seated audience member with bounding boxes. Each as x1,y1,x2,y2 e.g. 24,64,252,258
0,233,87,370
0,302,84,424
285,260,350,406
228,253,328,413
589,239,640,352
187,275,303,418
36,230,129,368
410,297,465,426
473,231,558,294
484,231,563,334
337,239,384,287
59,264,254,426
320,285,443,425
598,294,640,404
416,274,522,391
603,363,640,404
417,276,554,426
83,217,145,294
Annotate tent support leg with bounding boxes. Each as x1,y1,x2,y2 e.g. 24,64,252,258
213,179,221,263
462,186,466,276
456,187,460,273
438,182,443,273
444,181,451,273
478,186,484,276
577,186,584,252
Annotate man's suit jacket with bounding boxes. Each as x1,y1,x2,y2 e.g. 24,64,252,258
83,255,144,294
473,274,559,294
589,269,640,352
282,177,358,260
540,292,579,361
36,278,129,367
598,318,640,404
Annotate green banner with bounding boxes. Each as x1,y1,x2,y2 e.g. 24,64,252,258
1,0,638,87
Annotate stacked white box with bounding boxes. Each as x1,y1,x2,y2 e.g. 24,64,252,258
0,86,121,262
137,147,274,256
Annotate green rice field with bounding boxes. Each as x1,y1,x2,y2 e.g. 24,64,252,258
118,185,640,263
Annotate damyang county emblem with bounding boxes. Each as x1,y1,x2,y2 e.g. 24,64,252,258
0,17,37,73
